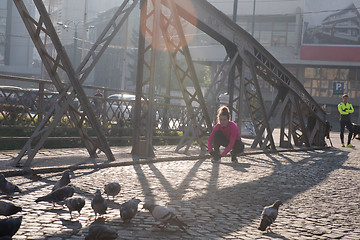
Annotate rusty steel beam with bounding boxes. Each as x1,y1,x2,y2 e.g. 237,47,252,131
131,0,157,157
175,52,238,153
14,0,327,160
12,0,137,166
245,53,276,150
172,0,326,148
12,0,97,166
159,0,212,152
132,0,214,155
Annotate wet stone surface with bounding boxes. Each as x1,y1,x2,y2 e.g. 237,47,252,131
1,146,360,239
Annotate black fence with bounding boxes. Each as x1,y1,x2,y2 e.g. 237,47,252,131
0,75,192,149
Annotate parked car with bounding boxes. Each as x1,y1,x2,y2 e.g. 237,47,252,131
106,93,135,123
106,93,160,125
20,88,58,112
21,88,39,112
0,86,23,105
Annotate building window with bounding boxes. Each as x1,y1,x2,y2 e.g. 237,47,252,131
320,89,328,97
303,66,360,98
237,16,296,47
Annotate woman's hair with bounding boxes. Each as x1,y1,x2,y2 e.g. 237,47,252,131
217,106,230,122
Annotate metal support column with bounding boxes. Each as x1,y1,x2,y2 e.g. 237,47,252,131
13,0,137,166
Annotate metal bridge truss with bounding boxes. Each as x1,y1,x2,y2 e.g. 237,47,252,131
131,0,325,155
12,0,326,166
166,0,326,152
12,0,138,166
131,0,213,156
175,52,240,153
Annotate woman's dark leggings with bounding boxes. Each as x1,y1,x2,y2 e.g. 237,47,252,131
340,119,353,145
213,130,243,155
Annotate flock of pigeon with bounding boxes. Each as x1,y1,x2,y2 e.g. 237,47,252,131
0,168,282,239
0,170,189,239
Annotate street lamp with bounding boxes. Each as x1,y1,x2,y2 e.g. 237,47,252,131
251,0,256,36
57,21,82,68
233,0,238,23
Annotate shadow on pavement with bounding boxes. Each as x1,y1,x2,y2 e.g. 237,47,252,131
263,231,291,239
130,148,349,239
10,148,351,239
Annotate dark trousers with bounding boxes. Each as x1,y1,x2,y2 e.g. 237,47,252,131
340,119,353,145
213,130,244,155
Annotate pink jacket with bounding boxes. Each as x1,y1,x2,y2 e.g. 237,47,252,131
208,121,241,157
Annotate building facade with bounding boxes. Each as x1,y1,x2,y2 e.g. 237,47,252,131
204,0,360,129
0,0,39,85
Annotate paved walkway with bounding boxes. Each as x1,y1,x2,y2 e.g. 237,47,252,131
0,133,359,239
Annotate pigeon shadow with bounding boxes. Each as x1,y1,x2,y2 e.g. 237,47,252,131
59,218,82,232
13,170,77,196
263,231,290,239
149,226,186,235
90,217,106,225
44,208,68,214
0,194,17,200
20,166,105,198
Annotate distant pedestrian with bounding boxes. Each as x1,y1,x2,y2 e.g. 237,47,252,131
93,89,104,115
208,106,244,163
338,94,354,147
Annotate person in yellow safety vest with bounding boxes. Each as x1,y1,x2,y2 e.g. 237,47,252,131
337,94,354,147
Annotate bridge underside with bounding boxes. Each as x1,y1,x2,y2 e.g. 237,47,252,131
12,0,326,166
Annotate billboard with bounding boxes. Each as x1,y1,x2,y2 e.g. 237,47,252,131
301,0,360,61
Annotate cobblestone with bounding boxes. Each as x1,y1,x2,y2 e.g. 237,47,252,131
0,135,359,239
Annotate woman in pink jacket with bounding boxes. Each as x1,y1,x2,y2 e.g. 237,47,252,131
208,106,244,162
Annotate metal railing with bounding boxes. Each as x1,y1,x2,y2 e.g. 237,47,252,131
0,74,190,148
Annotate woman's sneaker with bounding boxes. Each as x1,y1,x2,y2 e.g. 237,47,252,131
230,151,238,163
210,151,221,162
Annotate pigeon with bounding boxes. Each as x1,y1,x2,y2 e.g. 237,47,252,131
0,201,22,217
0,174,21,197
104,182,121,200
52,170,74,192
64,197,85,219
35,186,75,206
258,200,283,232
0,216,22,238
85,224,118,240
91,189,108,220
143,203,188,230
120,198,141,223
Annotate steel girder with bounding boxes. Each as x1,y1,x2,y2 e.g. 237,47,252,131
132,0,326,153
12,0,138,166
223,48,243,127
131,0,212,156
176,52,240,153
171,0,326,149
13,0,327,163
131,0,158,157
207,52,241,118
243,53,276,150
247,51,324,148
162,0,212,153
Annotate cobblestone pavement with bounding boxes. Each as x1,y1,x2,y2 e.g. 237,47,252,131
0,136,359,239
